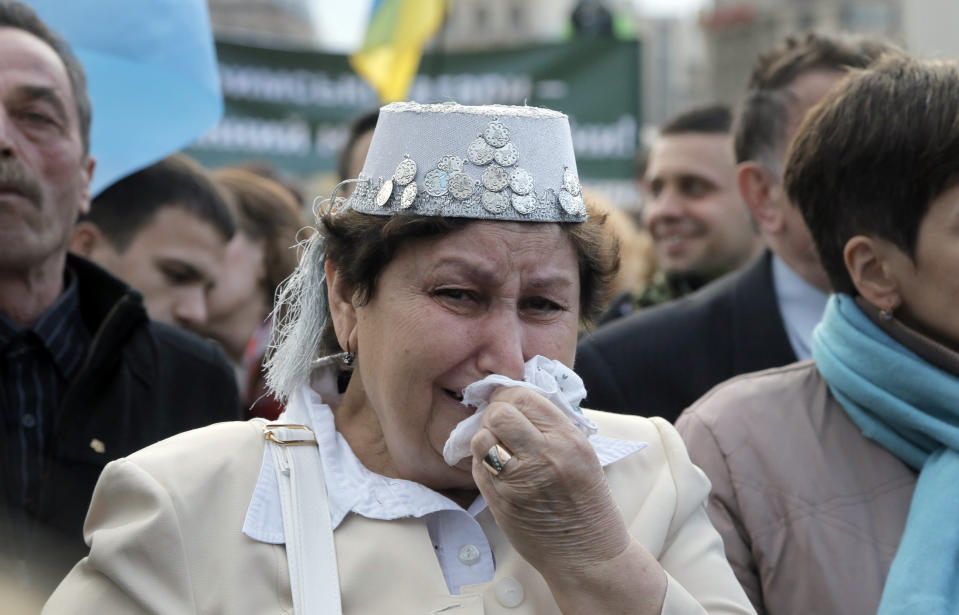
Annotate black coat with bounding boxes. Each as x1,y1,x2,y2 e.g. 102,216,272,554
575,252,797,423
1,255,241,583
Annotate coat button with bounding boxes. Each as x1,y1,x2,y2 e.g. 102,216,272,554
495,577,524,607
458,544,481,565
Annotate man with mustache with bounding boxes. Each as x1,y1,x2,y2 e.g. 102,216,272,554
0,1,239,594
576,33,898,422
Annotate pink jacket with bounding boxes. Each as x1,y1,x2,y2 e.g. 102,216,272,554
677,360,916,615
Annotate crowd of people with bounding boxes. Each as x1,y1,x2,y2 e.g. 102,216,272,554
1,0,957,613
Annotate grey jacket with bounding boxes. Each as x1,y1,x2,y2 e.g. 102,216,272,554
676,361,915,615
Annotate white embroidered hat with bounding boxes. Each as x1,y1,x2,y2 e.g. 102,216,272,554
345,102,587,222
267,102,589,400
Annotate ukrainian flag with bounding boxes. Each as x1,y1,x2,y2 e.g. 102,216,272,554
351,0,447,103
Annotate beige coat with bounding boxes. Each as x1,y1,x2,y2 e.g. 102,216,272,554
676,361,916,615
45,410,753,614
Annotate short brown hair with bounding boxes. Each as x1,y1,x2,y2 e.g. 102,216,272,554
213,168,307,302
86,154,235,249
660,104,732,137
317,208,619,355
785,56,959,295
734,32,899,170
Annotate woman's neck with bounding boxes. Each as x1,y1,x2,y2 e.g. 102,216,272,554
330,373,480,510
332,375,397,479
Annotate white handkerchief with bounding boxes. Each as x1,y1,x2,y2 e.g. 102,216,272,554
442,355,597,466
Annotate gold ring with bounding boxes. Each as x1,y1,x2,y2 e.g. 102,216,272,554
482,444,513,476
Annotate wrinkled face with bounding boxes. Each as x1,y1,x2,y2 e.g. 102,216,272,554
90,207,227,329
888,183,959,352
192,232,269,362
340,222,580,491
642,132,756,277
0,28,93,272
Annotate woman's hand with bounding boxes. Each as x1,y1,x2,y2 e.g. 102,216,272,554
470,386,666,614
470,386,627,571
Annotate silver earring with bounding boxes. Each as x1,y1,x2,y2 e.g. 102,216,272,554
342,351,355,367
879,308,894,321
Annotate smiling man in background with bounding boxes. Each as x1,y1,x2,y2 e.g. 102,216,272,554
602,104,762,322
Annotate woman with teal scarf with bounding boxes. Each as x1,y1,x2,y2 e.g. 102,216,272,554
677,54,959,615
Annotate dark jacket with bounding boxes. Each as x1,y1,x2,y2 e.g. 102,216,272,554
575,251,796,422
2,255,240,582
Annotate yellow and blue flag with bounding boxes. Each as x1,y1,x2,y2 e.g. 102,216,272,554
351,0,447,103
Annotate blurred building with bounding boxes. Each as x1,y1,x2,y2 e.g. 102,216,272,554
208,0,317,46
438,0,575,49
702,0,959,108
700,0,903,106
900,0,959,59
635,14,709,132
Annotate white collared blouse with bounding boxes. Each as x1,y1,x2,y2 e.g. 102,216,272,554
242,359,645,594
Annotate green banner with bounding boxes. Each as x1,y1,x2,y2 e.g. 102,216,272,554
188,37,640,194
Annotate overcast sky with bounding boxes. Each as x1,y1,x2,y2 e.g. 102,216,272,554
312,0,713,52
635,0,710,17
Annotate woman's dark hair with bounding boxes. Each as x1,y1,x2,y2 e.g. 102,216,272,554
316,207,619,355
785,56,959,295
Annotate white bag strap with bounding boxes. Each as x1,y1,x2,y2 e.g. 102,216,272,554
260,421,342,614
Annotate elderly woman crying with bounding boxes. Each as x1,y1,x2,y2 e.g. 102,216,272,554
46,103,754,614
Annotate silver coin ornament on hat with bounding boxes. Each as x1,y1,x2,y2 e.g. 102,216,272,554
392,156,417,185
400,182,417,209
346,102,588,223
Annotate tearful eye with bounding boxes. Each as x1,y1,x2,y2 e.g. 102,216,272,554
432,288,477,303
523,297,563,313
